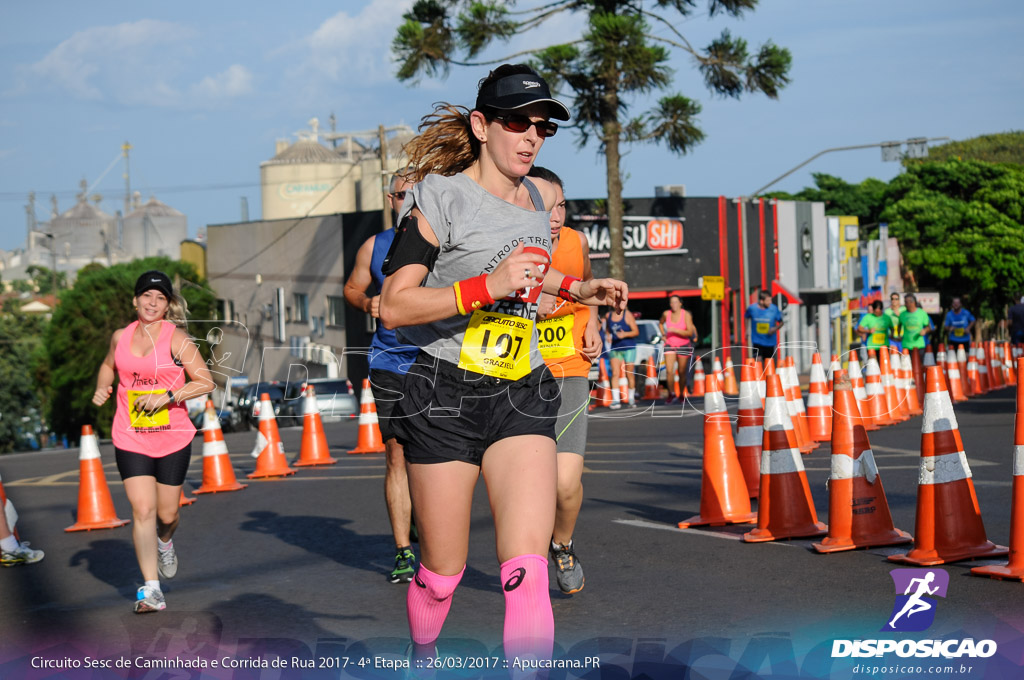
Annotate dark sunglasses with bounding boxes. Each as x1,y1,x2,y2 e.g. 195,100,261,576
390,191,406,201
491,113,558,138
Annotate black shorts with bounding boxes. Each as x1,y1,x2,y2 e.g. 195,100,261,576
751,343,777,361
369,368,405,442
394,352,560,466
115,443,193,486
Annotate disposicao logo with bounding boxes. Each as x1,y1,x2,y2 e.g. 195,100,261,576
883,568,948,632
831,568,997,659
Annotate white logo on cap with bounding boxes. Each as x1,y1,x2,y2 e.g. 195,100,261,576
523,80,541,89
151,278,162,283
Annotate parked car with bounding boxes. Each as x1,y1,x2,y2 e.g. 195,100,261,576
278,378,358,425
189,406,235,433
589,317,666,382
235,381,287,429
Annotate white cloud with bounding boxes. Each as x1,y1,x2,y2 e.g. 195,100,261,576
287,0,413,89
15,19,254,109
191,65,254,100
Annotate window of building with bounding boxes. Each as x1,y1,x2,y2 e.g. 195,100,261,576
216,299,236,322
293,292,309,323
328,296,345,328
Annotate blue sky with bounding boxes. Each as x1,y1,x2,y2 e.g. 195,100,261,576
1,0,1021,253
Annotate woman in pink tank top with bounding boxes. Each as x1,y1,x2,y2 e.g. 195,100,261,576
659,295,697,405
91,270,213,614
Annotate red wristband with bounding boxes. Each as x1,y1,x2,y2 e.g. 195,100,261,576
453,274,494,315
557,276,581,302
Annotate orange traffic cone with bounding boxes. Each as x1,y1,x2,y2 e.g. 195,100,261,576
179,489,196,507
743,373,828,542
945,350,968,403
722,356,739,396
248,393,296,478
901,351,923,416
923,345,936,368
755,359,766,405
988,341,1005,389
888,367,1008,565
678,374,756,528
957,346,972,397
195,400,247,494
597,361,613,408
911,348,926,404
0,472,19,541
1004,343,1016,387
806,353,831,442
973,358,1024,580
65,425,131,532
967,348,982,396
643,358,660,401
294,386,338,466
863,355,896,426
691,359,706,398
348,379,387,454
878,348,908,423
782,357,816,454
735,361,764,499
893,351,913,421
812,371,912,553
848,358,877,430
977,345,991,394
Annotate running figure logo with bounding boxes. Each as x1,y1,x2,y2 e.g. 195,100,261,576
882,568,949,632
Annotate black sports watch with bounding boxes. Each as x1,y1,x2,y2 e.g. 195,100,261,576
166,389,175,404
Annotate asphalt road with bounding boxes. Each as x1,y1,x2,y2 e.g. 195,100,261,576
1,386,1022,679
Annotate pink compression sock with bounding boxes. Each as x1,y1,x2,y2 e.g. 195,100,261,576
501,554,554,664
407,564,465,645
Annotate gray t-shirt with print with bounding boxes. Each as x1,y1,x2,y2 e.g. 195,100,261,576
396,172,552,372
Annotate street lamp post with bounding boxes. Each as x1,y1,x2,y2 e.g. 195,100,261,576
740,136,950,366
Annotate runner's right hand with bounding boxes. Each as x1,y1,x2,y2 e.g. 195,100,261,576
92,386,113,407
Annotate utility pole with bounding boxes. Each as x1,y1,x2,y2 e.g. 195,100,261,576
122,141,132,217
378,125,391,233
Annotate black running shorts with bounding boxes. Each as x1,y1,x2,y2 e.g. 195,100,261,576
394,352,560,465
115,443,193,486
369,368,405,442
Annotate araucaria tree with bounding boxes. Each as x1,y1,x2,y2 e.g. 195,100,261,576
393,0,791,279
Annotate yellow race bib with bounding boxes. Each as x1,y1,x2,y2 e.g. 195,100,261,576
128,390,170,429
871,332,887,346
537,315,576,360
459,310,534,380
952,328,966,337
756,322,771,335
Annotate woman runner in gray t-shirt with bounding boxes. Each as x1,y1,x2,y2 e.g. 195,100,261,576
380,64,627,666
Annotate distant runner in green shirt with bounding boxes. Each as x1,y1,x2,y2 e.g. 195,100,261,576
898,294,933,350
857,300,894,350
885,292,905,350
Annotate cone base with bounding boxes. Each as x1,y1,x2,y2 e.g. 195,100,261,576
347,446,385,455
65,518,131,532
180,496,196,506
294,457,338,466
247,469,297,479
742,522,827,543
812,529,913,554
678,512,757,529
195,482,248,494
888,542,1009,566
971,563,1024,581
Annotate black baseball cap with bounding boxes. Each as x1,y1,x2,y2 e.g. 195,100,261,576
134,270,174,300
476,74,571,121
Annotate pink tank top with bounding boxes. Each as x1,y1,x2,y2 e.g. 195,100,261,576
664,310,692,348
112,320,195,455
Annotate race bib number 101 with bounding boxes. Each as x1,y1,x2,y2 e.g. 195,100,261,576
459,310,534,381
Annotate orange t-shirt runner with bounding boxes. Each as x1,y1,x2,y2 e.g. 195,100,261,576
538,228,591,378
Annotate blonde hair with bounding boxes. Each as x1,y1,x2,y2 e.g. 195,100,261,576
402,104,480,182
166,293,188,327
